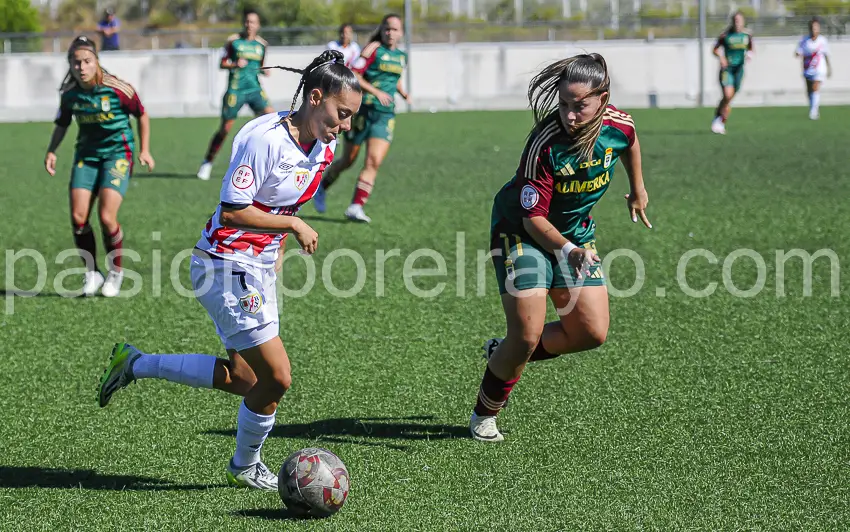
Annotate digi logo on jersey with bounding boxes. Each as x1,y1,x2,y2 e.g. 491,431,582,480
232,165,255,189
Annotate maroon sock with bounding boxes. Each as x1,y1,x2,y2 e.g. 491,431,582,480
73,223,98,272
528,341,560,362
103,225,124,271
721,108,730,123
204,130,228,163
474,366,520,417
352,180,372,206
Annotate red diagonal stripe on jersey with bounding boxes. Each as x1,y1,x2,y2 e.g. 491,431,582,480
296,146,334,206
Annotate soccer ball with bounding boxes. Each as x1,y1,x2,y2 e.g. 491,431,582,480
278,447,350,518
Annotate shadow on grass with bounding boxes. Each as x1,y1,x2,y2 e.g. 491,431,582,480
296,214,350,225
134,171,198,179
0,289,75,298
0,466,224,491
207,415,469,452
230,508,317,521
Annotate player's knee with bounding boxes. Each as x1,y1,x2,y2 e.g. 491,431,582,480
98,213,118,233
509,330,542,357
266,368,292,397
579,325,608,350
70,211,89,228
364,155,383,171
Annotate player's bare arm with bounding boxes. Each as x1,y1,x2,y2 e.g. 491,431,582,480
396,80,410,102
219,206,318,254
620,133,651,228
44,125,68,176
137,112,155,171
522,216,599,279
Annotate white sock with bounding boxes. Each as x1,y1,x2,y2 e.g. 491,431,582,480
131,354,216,388
811,91,820,114
232,400,276,468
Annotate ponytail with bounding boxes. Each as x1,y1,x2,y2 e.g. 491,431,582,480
527,53,610,162
262,49,361,115
60,35,103,91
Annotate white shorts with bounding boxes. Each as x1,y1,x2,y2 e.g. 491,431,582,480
190,251,279,352
804,71,826,82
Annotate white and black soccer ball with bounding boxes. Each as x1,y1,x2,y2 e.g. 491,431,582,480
278,447,350,518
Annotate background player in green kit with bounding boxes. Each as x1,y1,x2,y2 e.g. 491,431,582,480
468,53,652,443
314,13,411,223
197,9,274,180
711,11,754,134
44,36,154,298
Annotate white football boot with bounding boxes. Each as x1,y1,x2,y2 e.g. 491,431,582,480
82,271,105,297
313,183,327,213
101,270,124,298
197,161,213,181
470,412,504,443
710,118,726,135
809,110,820,120
344,204,371,223
226,460,279,491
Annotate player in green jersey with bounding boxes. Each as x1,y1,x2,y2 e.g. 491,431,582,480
197,9,275,180
468,53,652,443
313,13,411,223
711,11,754,134
45,36,154,298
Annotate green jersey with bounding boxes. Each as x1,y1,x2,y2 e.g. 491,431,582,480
54,73,144,161
223,34,267,93
354,42,407,113
492,105,637,244
716,30,753,67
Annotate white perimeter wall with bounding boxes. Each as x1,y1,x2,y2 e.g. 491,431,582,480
1,36,847,122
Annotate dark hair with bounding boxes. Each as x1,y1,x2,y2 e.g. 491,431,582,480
243,8,259,21
527,53,610,161
263,50,362,114
728,10,745,33
369,13,401,45
59,36,102,90
339,23,353,34
809,16,821,31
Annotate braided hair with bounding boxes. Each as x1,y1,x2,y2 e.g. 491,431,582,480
59,36,104,91
262,49,361,115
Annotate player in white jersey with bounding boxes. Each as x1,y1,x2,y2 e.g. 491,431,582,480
327,23,361,68
96,50,362,491
796,17,832,120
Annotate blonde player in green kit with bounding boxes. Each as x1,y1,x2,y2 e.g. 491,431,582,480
313,13,411,223
468,53,652,443
45,36,155,298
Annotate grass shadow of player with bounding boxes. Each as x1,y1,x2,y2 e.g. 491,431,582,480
0,466,224,491
296,214,350,225
207,415,469,451
0,289,74,298
134,171,198,179
230,508,314,521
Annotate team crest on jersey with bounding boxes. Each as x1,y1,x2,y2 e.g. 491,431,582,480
520,184,539,210
100,96,111,112
382,54,390,61
232,165,255,189
295,169,310,190
604,148,613,169
239,291,263,314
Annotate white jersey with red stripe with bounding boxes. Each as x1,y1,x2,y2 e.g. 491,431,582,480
796,35,829,80
196,111,335,268
326,40,362,68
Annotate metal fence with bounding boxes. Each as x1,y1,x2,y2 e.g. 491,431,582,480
3,14,848,53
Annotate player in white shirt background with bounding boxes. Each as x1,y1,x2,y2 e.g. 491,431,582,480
327,23,361,68
96,50,362,491
795,17,833,120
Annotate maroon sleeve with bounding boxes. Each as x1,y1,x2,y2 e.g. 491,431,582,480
516,143,555,219
54,93,72,127
114,87,145,117
604,106,636,148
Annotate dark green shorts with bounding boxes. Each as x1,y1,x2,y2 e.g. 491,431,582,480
70,155,132,196
344,107,395,145
221,90,270,121
491,231,605,295
719,65,745,92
